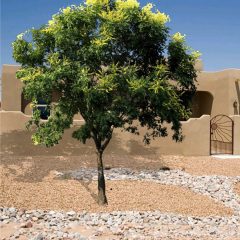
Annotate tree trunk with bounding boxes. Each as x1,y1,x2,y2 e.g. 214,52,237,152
97,151,108,205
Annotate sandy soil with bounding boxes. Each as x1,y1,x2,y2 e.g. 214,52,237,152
1,154,240,179
0,154,239,217
161,155,240,176
0,168,233,216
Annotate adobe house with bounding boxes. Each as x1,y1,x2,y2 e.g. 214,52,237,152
0,63,239,156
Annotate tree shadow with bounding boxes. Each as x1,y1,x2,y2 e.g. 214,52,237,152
0,129,161,183
0,129,95,156
78,180,98,204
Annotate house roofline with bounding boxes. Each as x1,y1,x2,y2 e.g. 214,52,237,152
2,64,240,72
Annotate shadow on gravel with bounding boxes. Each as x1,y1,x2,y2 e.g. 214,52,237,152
78,180,99,203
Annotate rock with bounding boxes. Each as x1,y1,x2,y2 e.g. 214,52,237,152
209,227,217,235
66,211,76,216
32,217,38,222
3,219,10,224
159,167,170,171
56,232,64,238
20,221,33,228
112,228,123,236
208,185,220,192
53,171,64,177
62,233,69,238
13,233,20,238
104,165,111,170
49,221,57,226
9,207,16,213
49,210,55,215
33,234,44,240
69,233,77,238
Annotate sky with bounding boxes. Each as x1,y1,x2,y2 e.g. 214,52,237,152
1,0,240,73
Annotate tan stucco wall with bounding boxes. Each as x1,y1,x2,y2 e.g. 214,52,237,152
0,111,211,156
2,65,240,117
1,65,239,156
151,115,210,156
231,115,240,155
1,65,21,111
197,69,240,116
0,111,84,133
0,111,32,132
1,65,84,120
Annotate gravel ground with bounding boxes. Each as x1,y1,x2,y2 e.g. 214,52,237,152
0,176,233,215
235,182,240,196
1,154,240,178
0,154,240,239
1,208,240,240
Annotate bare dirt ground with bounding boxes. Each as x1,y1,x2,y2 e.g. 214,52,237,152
1,154,239,215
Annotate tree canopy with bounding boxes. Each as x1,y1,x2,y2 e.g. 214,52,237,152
12,0,200,204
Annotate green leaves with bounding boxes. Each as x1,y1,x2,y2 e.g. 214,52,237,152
13,0,199,150
72,124,91,143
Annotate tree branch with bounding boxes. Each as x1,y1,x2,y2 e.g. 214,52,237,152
101,126,114,151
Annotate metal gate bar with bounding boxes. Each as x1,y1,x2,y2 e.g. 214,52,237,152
210,115,234,155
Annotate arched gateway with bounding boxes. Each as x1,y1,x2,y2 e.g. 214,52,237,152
210,115,234,155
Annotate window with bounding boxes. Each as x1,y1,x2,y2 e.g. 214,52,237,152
34,100,50,120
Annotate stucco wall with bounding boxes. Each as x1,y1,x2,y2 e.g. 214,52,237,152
197,69,240,116
1,65,239,156
2,65,240,117
1,65,22,111
1,111,211,156
1,65,84,120
0,111,32,132
231,115,240,155
141,115,210,156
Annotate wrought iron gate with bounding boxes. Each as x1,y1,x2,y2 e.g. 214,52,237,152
210,115,234,155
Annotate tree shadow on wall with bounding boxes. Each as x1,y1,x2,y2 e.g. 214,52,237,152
0,129,95,157
0,129,160,183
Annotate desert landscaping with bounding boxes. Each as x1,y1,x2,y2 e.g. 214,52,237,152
1,0,240,239
0,154,240,239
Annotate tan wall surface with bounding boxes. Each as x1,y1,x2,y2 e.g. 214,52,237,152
1,65,84,120
231,115,240,155
1,65,22,111
143,115,211,156
182,115,210,155
1,111,211,156
0,111,32,132
2,65,240,117
197,69,240,116
1,65,239,156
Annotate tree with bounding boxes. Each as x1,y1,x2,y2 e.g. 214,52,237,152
12,0,200,205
